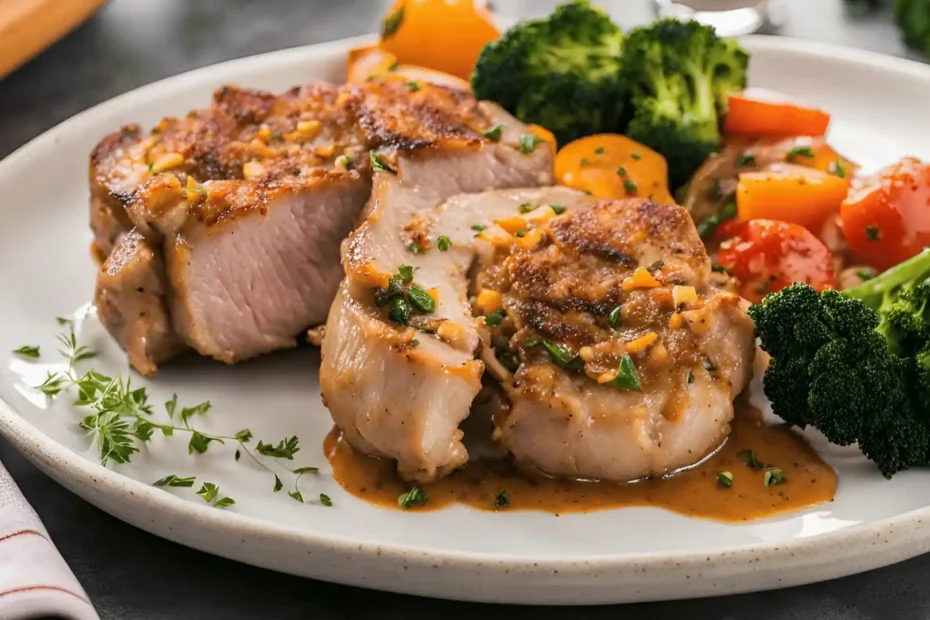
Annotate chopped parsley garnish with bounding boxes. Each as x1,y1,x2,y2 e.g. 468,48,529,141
407,242,426,255
580,158,590,167
335,155,353,170
608,306,622,327
153,474,196,488
702,358,717,372
549,204,566,215
407,287,436,312
828,159,847,178
519,203,534,214
786,146,815,162
623,179,638,195
542,340,581,369
485,309,506,328
687,371,694,385
763,467,786,487
471,224,487,233
437,235,451,252
616,166,627,177
717,471,733,488
609,354,642,391
594,146,605,154
711,263,729,274
382,6,404,37
865,225,880,241
631,152,642,160
495,489,510,508
482,124,504,142
389,297,411,325
518,133,542,154
736,153,756,167
398,485,427,508
697,201,738,240
856,267,876,281
12,345,39,358
370,152,395,174
196,482,235,509
515,229,528,237
410,339,420,347
398,265,415,281
319,493,333,507
406,81,420,92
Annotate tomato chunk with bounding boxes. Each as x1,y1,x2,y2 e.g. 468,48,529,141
840,157,930,271
716,219,836,303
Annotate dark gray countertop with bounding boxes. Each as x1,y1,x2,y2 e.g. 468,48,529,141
0,1,928,618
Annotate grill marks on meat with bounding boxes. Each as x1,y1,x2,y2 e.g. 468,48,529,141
483,198,756,482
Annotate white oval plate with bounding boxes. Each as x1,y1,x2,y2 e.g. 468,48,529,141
1,35,930,606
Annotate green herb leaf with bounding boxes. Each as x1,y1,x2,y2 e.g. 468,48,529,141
389,297,411,325
594,146,605,154
235,428,253,442
485,310,506,328
542,340,581,369
717,471,733,488
623,179,638,195
408,287,436,312
518,203,534,214
736,154,756,167
319,493,333,507
214,497,235,509
398,264,415,282
256,436,300,460
437,235,451,252
609,354,642,391
197,482,219,503
616,166,627,177
370,152,395,174
406,81,420,92
289,489,304,503
687,371,694,385
786,146,815,162
293,467,319,475
407,242,426,254
12,345,39,358
856,267,876,281
515,229,528,238
549,204,566,215
471,224,487,234
180,401,211,424
189,431,220,454
608,306,622,328
34,371,66,397
631,152,641,160
763,467,785,487
381,6,404,37
711,263,729,274
153,474,196,488
482,124,504,141
164,394,178,418
518,134,542,154
273,474,283,492
703,358,717,372
336,154,353,170
828,159,847,178
865,225,880,241
495,489,510,509
398,485,427,508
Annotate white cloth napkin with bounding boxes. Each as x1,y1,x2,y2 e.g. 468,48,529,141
0,461,98,620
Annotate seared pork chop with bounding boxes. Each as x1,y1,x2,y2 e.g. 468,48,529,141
320,102,556,482
482,198,756,481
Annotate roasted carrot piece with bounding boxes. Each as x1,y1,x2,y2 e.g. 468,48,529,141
736,163,848,232
725,92,831,138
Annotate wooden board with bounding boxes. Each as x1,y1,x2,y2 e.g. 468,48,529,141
0,0,107,80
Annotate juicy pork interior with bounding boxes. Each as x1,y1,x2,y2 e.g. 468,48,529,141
322,180,756,483
319,103,555,483
90,78,533,375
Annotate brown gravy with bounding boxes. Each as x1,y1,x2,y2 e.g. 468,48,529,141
324,401,836,521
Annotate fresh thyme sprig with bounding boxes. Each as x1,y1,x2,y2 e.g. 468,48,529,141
24,320,327,506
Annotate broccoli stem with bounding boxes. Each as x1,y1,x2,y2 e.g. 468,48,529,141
844,248,930,311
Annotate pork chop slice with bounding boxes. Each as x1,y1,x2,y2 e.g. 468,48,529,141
94,229,186,376
483,198,756,482
321,86,556,482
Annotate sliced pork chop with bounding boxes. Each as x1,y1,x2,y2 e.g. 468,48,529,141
482,198,756,482
320,91,556,482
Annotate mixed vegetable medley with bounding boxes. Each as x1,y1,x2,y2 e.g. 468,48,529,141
355,0,930,477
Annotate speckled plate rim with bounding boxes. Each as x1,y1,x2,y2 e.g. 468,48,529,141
2,34,930,605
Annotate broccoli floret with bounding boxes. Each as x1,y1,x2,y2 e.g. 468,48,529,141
471,1,625,145
751,251,930,477
620,19,748,190
894,0,930,57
